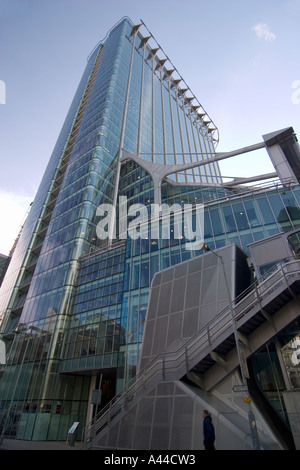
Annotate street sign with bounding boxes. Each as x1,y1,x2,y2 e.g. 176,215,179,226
68,422,79,434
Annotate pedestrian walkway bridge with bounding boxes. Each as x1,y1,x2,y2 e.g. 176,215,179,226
83,259,300,450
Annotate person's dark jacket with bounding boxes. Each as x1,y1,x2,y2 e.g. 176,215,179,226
203,415,215,444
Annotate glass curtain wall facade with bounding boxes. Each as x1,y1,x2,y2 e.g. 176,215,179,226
0,16,300,442
0,17,220,441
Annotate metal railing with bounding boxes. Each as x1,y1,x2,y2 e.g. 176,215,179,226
83,258,300,447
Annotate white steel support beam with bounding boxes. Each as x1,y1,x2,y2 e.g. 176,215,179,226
120,140,267,204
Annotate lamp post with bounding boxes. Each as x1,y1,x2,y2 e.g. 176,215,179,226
201,243,260,450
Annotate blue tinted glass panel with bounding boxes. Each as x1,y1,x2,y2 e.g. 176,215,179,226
210,208,224,235
256,196,276,224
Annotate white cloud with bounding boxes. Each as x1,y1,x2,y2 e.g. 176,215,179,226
0,190,32,255
252,23,276,42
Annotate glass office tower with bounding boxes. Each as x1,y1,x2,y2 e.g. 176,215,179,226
0,17,300,443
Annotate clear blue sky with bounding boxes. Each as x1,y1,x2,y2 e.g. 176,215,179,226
0,0,299,255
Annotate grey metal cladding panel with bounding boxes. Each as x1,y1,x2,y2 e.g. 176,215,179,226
170,277,186,313
166,311,183,349
150,396,174,449
198,303,218,328
202,252,218,270
185,271,201,309
134,397,154,448
150,424,171,449
200,267,219,305
174,262,188,279
282,140,300,182
187,256,203,274
171,396,194,448
152,316,168,354
106,419,120,448
153,396,173,421
152,272,162,287
117,406,137,448
251,237,289,267
157,280,173,316
139,357,150,370
161,267,174,284
182,307,199,338
263,127,294,146
148,286,160,319
156,381,175,396
141,319,155,356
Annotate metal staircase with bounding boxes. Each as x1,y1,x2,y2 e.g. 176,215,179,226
83,259,300,448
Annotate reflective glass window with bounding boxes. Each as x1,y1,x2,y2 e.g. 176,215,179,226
279,320,300,389
256,196,276,225
232,202,248,230
268,193,291,230
209,208,224,235
244,199,262,227
288,231,300,258
222,205,236,233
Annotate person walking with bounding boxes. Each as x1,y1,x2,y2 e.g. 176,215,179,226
202,410,215,450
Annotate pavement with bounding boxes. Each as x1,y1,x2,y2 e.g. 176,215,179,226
0,437,85,451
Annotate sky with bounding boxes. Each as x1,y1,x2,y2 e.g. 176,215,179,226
0,0,299,255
